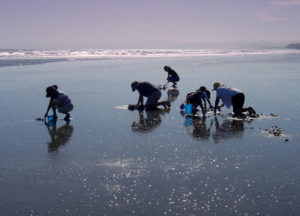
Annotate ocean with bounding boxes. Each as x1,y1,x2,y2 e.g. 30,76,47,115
0,48,300,215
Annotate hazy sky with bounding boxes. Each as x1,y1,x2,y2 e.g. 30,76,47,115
1,0,300,49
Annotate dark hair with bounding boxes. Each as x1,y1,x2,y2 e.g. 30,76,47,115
131,81,138,91
164,66,170,71
199,86,206,91
46,86,59,98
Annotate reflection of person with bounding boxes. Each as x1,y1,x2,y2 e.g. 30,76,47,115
212,117,244,143
44,85,73,121
131,109,169,133
45,122,74,152
212,82,256,118
164,66,180,87
131,81,171,110
167,88,180,103
191,118,213,141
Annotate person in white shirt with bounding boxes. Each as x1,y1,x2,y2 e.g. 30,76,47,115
212,82,256,117
44,85,73,121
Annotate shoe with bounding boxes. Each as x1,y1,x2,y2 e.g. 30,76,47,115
64,113,70,121
163,101,171,109
166,101,171,108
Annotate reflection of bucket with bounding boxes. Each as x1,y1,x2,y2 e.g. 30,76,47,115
184,116,192,126
185,104,193,114
47,115,54,121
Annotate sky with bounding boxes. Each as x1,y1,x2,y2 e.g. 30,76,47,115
0,0,300,49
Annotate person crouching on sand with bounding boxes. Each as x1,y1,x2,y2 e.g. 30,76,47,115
131,81,171,111
212,82,256,118
44,85,73,121
164,66,180,87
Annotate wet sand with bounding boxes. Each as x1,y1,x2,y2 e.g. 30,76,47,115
0,55,300,215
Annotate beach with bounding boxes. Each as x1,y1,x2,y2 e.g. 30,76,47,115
0,49,300,215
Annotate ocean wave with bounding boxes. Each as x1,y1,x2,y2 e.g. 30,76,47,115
1,48,300,60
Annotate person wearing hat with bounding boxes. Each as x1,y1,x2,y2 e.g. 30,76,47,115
164,66,180,87
212,82,256,117
131,81,171,110
44,85,73,121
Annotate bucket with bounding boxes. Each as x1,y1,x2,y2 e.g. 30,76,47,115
185,104,193,114
47,115,55,126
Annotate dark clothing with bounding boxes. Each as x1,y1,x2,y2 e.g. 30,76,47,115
136,82,160,97
187,91,201,104
167,68,180,79
204,90,211,99
231,93,245,114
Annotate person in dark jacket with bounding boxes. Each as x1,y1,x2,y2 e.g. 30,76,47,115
164,66,180,87
131,81,171,110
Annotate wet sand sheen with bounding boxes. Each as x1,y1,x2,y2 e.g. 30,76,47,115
0,55,299,215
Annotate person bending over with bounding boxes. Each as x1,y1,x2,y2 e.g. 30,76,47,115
185,90,207,118
44,85,73,121
131,81,170,110
212,82,256,118
199,86,213,111
164,66,180,87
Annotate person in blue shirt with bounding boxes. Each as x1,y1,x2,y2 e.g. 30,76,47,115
131,81,171,110
164,66,180,87
199,86,213,111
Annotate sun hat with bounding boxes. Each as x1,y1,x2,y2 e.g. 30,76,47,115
212,82,221,91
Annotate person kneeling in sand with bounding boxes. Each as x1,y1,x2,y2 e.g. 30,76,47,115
44,85,73,121
212,82,256,118
131,81,171,111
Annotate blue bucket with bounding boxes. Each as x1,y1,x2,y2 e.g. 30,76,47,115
185,104,193,114
47,115,55,126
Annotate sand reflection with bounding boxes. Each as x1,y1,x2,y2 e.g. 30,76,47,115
212,117,244,143
45,122,74,152
131,109,170,133
184,115,246,143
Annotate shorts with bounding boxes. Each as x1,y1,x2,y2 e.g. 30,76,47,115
146,91,161,106
58,104,73,114
167,76,180,82
231,93,245,114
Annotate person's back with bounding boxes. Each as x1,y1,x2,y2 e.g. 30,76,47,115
167,67,179,79
136,82,159,97
216,86,242,108
56,91,72,107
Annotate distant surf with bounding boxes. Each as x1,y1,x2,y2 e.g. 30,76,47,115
1,48,300,67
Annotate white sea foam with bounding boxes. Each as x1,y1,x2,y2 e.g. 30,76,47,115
1,48,300,61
